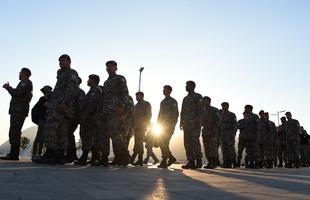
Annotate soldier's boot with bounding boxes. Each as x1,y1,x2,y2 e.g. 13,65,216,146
256,161,263,168
130,153,137,165
65,149,78,163
203,159,213,169
89,148,101,164
110,154,120,166
247,161,255,168
265,160,273,169
244,157,249,168
167,155,177,166
295,160,300,168
91,154,109,167
133,155,143,166
274,161,278,167
232,159,238,168
222,160,232,168
278,162,283,168
119,150,131,167
158,159,168,168
236,159,241,168
182,161,196,169
36,147,56,164
285,161,293,168
55,150,66,165
0,145,19,161
151,153,159,164
204,158,216,169
143,156,150,164
196,159,202,169
74,150,89,165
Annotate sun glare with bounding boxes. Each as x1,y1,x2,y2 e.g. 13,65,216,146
153,124,162,136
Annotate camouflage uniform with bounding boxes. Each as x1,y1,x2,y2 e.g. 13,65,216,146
180,92,203,162
6,79,33,157
277,123,288,165
257,118,273,164
79,86,102,152
157,96,179,160
244,113,260,163
133,100,152,156
286,118,300,164
237,118,246,164
299,130,310,166
219,110,237,164
44,68,80,151
98,74,130,163
201,106,220,163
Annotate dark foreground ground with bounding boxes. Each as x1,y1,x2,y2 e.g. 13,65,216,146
0,159,309,200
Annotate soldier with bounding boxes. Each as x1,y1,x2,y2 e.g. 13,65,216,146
74,74,102,165
131,91,152,166
219,102,238,168
157,85,179,168
1,68,33,160
277,117,287,168
180,81,203,169
38,54,80,165
201,96,220,169
243,105,260,168
31,85,53,162
265,112,277,167
65,77,85,163
285,111,300,168
236,112,247,167
96,60,131,167
299,126,309,167
257,110,272,168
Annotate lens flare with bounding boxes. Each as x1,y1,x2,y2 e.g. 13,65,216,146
153,124,162,136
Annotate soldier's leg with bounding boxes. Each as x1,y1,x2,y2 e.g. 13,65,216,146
192,128,202,168
65,121,78,162
32,120,46,160
183,128,193,161
237,136,245,165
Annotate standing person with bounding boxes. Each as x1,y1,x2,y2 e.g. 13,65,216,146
97,60,131,166
180,81,203,169
143,123,159,164
157,85,179,168
74,75,102,165
65,77,85,163
236,112,247,167
265,112,277,167
1,68,33,160
219,102,238,168
31,85,53,162
299,127,310,167
243,105,260,168
38,54,80,165
131,92,152,166
201,96,221,169
277,117,288,168
285,111,300,168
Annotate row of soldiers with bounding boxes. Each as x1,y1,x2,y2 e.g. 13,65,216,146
1,54,309,170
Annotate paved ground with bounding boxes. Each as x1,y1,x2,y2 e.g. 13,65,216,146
0,160,309,200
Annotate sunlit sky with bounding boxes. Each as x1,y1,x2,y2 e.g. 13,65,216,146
0,0,309,144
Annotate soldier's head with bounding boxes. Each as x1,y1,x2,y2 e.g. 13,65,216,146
265,112,270,120
19,68,31,80
163,85,172,97
58,54,71,69
88,74,100,87
202,96,211,107
244,104,253,114
40,85,53,98
280,116,286,124
285,111,292,120
259,110,265,119
221,102,229,111
135,91,144,101
186,81,196,93
106,60,117,75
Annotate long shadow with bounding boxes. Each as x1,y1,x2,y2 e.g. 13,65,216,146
196,168,310,196
0,160,248,200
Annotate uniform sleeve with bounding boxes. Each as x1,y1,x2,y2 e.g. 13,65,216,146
172,99,179,125
7,80,32,97
197,95,204,125
180,98,185,126
146,102,152,123
117,76,129,108
233,113,238,132
63,71,79,104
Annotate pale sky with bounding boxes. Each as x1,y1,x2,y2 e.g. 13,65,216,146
0,0,309,144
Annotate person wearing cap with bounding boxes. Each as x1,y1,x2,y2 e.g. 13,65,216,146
1,68,33,160
31,85,53,162
219,102,238,168
285,111,300,168
38,54,80,165
74,74,102,166
130,91,152,166
180,81,203,169
236,112,248,167
277,117,288,168
243,104,260,168
96,60,131,166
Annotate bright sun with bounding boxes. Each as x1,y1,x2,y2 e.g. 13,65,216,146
153,124,162,136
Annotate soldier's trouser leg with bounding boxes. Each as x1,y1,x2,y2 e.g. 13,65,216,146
159,128,174,160
300,145,308,164
32,119,46,156
287,141,299,162
202,130,219,161
133,129,146,155
237,137,245,162
245,137,259,162
227,134,236,161
80,122,95,152
184,127,202,161
44,110,69,151
66,121,78,158
8,114,26,156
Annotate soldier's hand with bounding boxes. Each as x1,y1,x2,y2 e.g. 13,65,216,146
2,82,9,89
115,106,125,118
56,103,68,114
